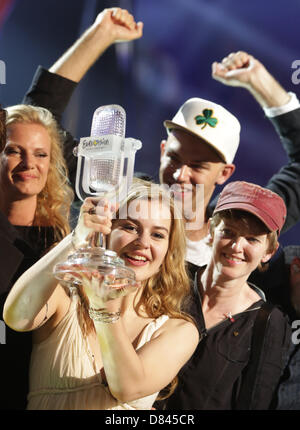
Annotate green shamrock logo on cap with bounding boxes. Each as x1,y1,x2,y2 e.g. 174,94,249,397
195,109,218,129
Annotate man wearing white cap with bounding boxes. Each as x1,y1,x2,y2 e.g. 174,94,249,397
160,96,240,271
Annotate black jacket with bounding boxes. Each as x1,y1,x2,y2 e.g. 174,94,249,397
159,276,291,410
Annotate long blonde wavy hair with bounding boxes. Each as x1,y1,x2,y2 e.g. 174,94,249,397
114,179,192,322
118,180,194,398
4,104,74,241
77,179,194,398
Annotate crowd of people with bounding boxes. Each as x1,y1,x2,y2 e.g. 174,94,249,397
1,7,300,410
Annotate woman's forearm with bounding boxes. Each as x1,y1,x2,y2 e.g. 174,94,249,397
94,318,148,402
94,316,199,404
3,233,73,331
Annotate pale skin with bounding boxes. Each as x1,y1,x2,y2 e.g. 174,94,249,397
198,216,277,329
4,198,199,403
49,8,143,82
159,129,235,242
212,50,290,108
0,122,51,226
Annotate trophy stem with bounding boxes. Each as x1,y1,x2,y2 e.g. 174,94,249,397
89,232,106,249
99,232,106,248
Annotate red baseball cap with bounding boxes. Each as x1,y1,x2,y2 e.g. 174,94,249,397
213,181,287,234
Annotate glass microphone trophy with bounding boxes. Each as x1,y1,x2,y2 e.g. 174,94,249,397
53,105,142,300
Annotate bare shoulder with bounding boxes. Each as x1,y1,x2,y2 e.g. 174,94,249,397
152,317,199,344
165,317,198,331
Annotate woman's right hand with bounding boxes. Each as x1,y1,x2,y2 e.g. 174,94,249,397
66,197,139,307
72,197,115,249
81,269,139,309
93,8,143,46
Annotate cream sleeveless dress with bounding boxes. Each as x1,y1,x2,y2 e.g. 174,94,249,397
27,288,169,410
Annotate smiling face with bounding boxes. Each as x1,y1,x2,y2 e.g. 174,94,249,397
108,198,171,282
0,122,51,201
159,129,235,222
210,214,275,282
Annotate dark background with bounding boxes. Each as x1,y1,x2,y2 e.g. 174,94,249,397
0,0,299,245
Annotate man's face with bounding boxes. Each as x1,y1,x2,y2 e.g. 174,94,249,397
159,129,234,223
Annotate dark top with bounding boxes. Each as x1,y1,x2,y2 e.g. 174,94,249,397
250,245,300,410
160,273,291,410
0,217,56,410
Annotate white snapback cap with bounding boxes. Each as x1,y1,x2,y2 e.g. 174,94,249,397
164,97,241,163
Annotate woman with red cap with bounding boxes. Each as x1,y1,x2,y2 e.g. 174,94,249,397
160,181,291,410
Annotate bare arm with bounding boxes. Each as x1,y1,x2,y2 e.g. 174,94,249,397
212,51,290,108
81,275,199,403
3,234,72,331
49,8,143,82
94,311,199,402
3,198,112,332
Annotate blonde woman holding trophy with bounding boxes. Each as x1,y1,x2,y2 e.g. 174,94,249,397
4,180,199,410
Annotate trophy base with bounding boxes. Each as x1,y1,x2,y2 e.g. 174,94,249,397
53,246,136,293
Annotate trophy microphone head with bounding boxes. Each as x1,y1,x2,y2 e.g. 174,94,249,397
75,104,141,202
91,105,126,138
88,105,126,195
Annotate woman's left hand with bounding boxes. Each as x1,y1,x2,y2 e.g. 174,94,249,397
61,263,140,309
